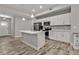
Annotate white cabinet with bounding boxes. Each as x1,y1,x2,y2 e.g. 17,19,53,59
57,13,70,25
50,13,70,26
57,14,64,25
33,13,70,26
49,31,57,40
49,30,53,39
50,17,54,25
63,13,70,25
21,31,45,50
53,16,58,25
56,32,64,41
50,16,58,25
49,30,70,43
63,31,70,42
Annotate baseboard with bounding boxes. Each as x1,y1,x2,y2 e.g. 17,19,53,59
49,38,70,44
14,36,22,37
0,35,12,38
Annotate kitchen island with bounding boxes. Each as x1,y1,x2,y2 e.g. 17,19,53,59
20,30,45,50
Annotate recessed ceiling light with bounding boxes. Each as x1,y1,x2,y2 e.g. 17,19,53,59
0,14,12,18
22,18,25,21
40,5,43,9
0,22,8,26
32,9,36,12
31,14,34,18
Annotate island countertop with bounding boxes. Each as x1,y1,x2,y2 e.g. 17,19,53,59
20,30,42,34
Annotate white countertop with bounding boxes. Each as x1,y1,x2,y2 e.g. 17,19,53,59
20,30,41,34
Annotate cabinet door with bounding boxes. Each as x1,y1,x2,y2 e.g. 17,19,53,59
49,30,54,39
64,13,70,25
50,17,54,25
57,14,64,25
49,31,57,40
55,31,70,43
58,31,70,43
63,31,70,43
56,32,64,41
49,31,63,41
49,31,70,43
53,16,58,25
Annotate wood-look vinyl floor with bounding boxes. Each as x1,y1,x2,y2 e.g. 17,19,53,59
0,37,79,55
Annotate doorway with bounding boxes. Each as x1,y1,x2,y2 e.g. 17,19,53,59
0,17,12,37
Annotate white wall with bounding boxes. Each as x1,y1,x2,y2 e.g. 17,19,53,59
70,5,79,44
71,5,79,33
15,17,32,37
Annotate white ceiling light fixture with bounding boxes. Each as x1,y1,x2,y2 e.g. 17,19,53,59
40,5,43,9
32,9,36,12
22,17,26,21
31,14,34,18
0,22,8,26
0,14,12,18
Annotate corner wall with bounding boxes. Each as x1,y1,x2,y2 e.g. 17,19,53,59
14,17,33,37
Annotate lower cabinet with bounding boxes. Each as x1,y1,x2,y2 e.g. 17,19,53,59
64,32,70,42
49,30,70,43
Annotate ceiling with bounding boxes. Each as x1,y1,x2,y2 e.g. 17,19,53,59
0,4,66,18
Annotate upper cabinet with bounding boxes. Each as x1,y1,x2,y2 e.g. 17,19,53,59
50,13,70,26
33,13,70,26
63,13,70,25
50,16,57,25
56,14,64,25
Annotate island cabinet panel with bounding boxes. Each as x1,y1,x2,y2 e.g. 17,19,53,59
21,33,38,47
21,31,45,50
